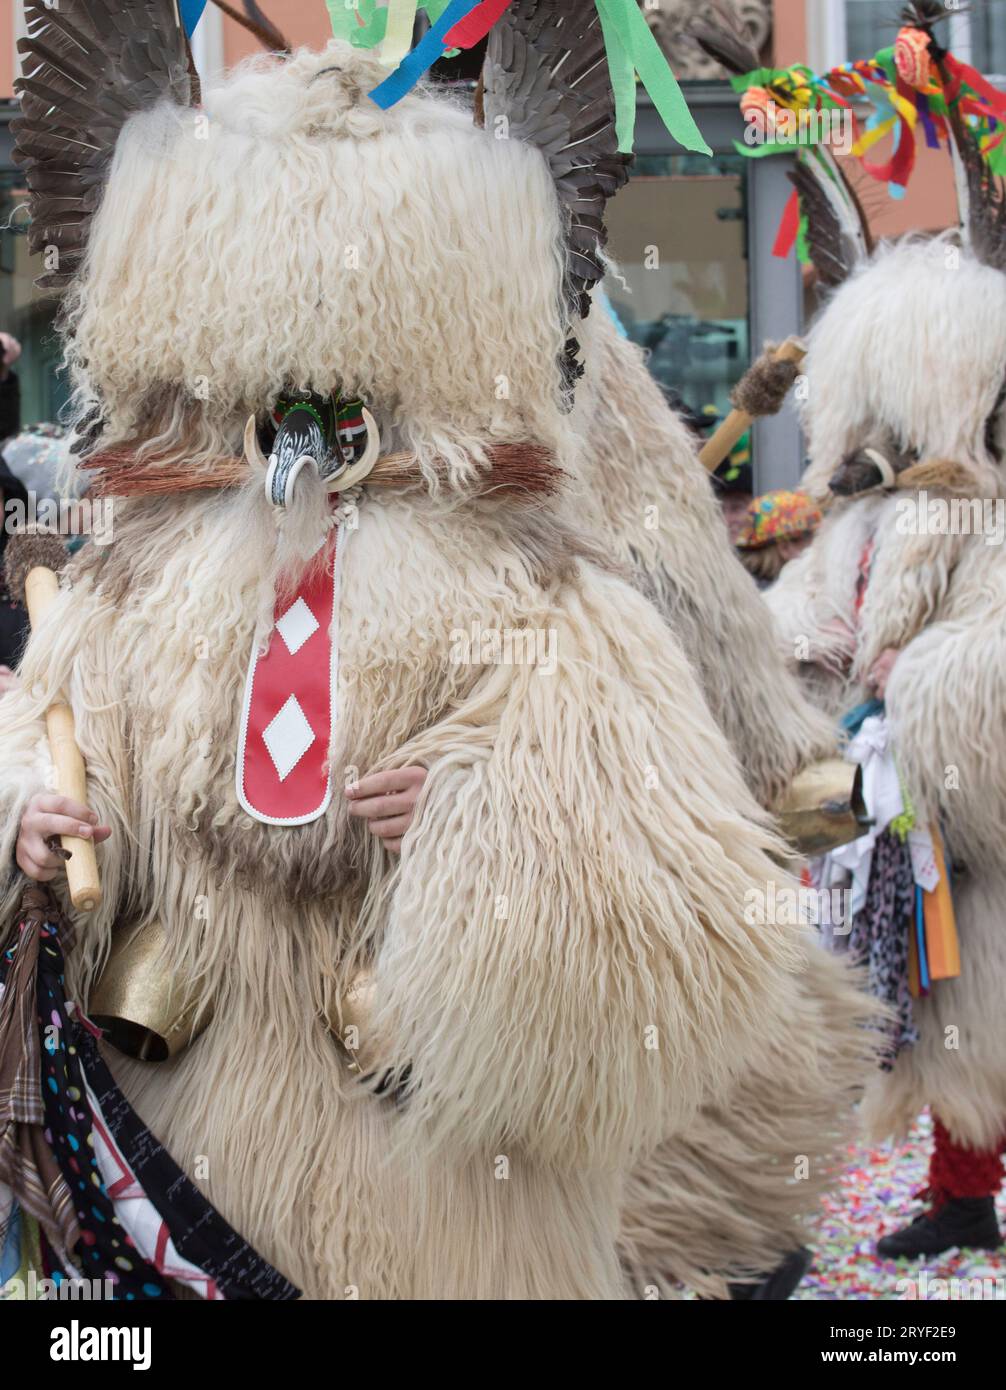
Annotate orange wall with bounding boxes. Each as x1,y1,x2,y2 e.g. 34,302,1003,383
222,1,333,66
0,0,965,236
773,0,808,69
0,1,336,94
1,0,16,99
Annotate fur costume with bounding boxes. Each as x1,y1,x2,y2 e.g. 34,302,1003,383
0,24,876,1300
767,235,1006,1153
569,310,870,1296
573,313,837,810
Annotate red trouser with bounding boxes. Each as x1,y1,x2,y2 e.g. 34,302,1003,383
928,1116,1006,1207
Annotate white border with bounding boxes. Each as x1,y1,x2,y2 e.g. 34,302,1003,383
235,522,347,827
13,0,26,77
191,1,225,81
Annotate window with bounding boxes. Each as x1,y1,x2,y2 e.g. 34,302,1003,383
604,153,750,432
816,0,1006,79
0,164,68,429
970,5,1006,76
606,91,807,491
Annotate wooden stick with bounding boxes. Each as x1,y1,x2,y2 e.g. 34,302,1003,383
22,567,102,912
698,337,807,474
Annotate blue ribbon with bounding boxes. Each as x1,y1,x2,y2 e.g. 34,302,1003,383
915,885,931,993
179,0,209,38
369,0,480,109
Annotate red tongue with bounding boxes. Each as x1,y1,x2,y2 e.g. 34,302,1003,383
236,533,341,825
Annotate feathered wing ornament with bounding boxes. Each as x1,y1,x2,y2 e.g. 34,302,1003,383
787,157,871,288
11,0,194,291
901,0,1006,272
945,114,1006,274
481,0,631,392
688,3,762,77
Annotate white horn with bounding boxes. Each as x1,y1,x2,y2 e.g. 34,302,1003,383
243,414,269,471
328,408,381,492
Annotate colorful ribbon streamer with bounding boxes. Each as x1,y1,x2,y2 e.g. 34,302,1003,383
381,0,421,67
326,0,388,47
444,0,513,48
368,0,480,108
347,0,708,159
179,0,209,37
773,188,801,258
733,36,1006,259
594,0,710,155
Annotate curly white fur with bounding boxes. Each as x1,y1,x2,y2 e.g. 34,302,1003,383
767,237,1006,1150
0,42,874,1299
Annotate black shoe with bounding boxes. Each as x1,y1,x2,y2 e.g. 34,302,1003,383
877,1197,1003,1259
728,1246,812,1301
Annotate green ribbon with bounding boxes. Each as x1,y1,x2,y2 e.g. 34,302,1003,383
326,0,388,47
327,0,710,156
594,0,711,156
381,0,420,65
325,0,356,41
595,0,637,152
732,138,793,158
327,0,457,49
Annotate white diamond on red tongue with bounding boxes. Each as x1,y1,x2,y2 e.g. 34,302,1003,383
236,535,340,825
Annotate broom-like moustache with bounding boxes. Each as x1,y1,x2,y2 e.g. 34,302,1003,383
80,442,563,501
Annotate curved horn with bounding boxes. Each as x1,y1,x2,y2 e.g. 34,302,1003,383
243,414,269,471
327,409,381,493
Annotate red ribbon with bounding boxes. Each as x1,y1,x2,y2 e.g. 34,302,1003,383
944,53,1006,119
444,0,513,48
773,187,801,259
860,76,916,191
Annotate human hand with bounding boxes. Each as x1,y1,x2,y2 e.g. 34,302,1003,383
15,793,111,882
867,646,900,700
345,766,427,853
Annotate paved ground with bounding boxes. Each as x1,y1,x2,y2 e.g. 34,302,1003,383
795,1109,1006,1300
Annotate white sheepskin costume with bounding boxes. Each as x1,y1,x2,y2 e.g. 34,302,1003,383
567,310,871,1295
767,236,1006,1151
0,44,873,1298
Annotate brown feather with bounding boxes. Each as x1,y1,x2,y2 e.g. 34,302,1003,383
689,4,762,76
482,0,630,325
209,0,291,55
12,1,192,289
788,160,862,288
941,95,1006,272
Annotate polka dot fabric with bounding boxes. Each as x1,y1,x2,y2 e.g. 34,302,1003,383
36,921,171,1301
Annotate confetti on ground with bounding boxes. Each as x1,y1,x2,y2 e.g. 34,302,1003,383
795,1109,1006,1299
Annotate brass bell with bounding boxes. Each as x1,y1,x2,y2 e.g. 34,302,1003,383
88,918,213,1062
776,758,871,859
328,968,380,1075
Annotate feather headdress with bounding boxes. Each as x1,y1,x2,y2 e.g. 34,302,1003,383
11,1,195,291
